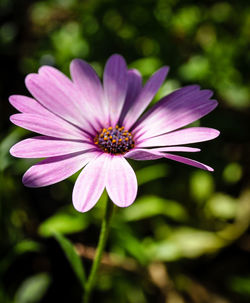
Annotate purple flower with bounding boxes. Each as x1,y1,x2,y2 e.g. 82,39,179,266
9,54,219,212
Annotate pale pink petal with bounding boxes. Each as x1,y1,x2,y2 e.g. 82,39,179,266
124,66,169,129
72,153,109,212
103,54,128,126
125,149,163,161
10,136,95,158
23,150,98,187
125,147,200,161
149,146,201,152
133,86,217,139
9,95,56,117
125,148,213,170
70,59,105,118
10,113,87,140
119,69,142,125
137,127,220,147
25,71,96,135
106,156,137,207
163,153,213,171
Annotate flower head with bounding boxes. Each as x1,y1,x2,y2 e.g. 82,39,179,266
9,54,219,212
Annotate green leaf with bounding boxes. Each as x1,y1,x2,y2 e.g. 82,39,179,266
136,164,168,185
122,195,188,222
205,193,237,220
14,240,42,255
147,227,224,261
53,232,86,289
14,273,51,303
228,275,250,296
39,210,89,237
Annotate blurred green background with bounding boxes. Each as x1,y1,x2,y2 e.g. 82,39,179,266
0,0,250,302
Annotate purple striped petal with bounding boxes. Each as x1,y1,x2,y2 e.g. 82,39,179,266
148,146,200,152
125,149,163,161
125,147,200,161
10,136,95,158
72,153,108,212
106,156,137,207
137,127,220,147
119,69,142,125
126,149,213,170
103,54,128,126
163,153,214,171
133,86,217,139
23,150,98,187
9,95,56,117
124,66,169,130
10,113,87,140
70,59,105,118
25,70,96,135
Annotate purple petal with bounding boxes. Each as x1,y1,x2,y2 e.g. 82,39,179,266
123,66,169,130
103,54,128,126
72,153,109,212
10,136,95,158
137,127,220,147
70,59,105,118
125,149,163,161
125,146,200,161
150,146,201,152
9,95,56,117
133,86,217,139
23,150,98,187
25,69,96,134
119,69,142,125
106,156,137,207
10,113,87,140
163,153,213,171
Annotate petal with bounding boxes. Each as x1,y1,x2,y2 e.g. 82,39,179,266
148,146,201,152
137,127,220,147
163,153,213,171
125,149,163,161
106,156,137,207
23,150,98,187
9,95,56,117
125,146,200,161
70,59,105,118
133,86,217,140
103,54,128,126
123,66,169,130
119,69,142,124
25,70,96,135
72,153,109,212
10,113,87,140
10,136,95,158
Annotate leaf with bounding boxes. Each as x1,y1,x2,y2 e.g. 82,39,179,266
147,227,224,261
39,210,89,237
0,128,27,171
136,164,168,185
14,240,42,255
14,273,51,303
122,195,188,222
112,222,150,265
53,232,86,289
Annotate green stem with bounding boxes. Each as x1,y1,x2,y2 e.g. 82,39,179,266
83,198,114,303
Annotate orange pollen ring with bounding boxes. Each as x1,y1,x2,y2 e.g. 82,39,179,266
94,125,135,154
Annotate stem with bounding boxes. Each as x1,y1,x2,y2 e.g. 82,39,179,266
83,198,114,303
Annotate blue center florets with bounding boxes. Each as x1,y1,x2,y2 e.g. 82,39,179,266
94,125,135,154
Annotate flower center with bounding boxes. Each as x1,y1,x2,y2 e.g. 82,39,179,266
94,125,135,154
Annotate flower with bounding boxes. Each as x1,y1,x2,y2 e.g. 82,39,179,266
9,54,219,212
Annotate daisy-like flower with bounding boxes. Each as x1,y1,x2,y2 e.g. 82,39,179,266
9,54,219,212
